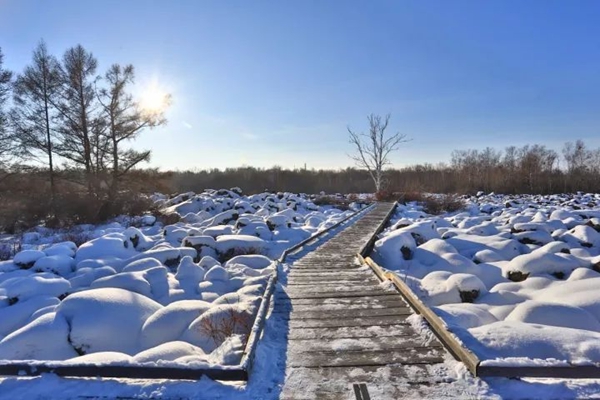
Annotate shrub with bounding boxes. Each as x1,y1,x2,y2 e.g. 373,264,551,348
312,195,351,211
375,190,398,202
0,241,21,261
199,304,253,345
397,192,465,215
397,191,427,204
60,230,94,247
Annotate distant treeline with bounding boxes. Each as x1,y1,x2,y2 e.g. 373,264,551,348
1,141,599,232
169,141,600,195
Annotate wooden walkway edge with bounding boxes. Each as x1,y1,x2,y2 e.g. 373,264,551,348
279,203,448,399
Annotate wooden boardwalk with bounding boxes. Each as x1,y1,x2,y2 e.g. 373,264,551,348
277,203,450,399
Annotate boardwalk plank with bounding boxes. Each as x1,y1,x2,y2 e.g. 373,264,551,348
288,314,409,329
288,337,442,352
286,324,414,340
279,290,396,300
277,294,404,306
284,283,383,293
277,306,412,320
286,278,379,286
288,347,444,368
275,300,406,312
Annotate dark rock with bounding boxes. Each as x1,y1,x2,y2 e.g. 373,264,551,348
507,271,529,282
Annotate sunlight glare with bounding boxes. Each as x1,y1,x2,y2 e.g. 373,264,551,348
139,83,169,114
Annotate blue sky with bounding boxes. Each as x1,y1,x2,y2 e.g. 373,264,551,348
1,0,600,171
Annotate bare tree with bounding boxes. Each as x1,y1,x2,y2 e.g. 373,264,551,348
0,48,13,166
54,44,100,195
96,63,169,208
348,113,409,192
10,41,61,200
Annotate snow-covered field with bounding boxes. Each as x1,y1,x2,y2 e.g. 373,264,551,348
0,189,359,368
373,192,600,367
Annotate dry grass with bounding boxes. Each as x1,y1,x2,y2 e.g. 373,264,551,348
421,194,466,215
199,305,253,345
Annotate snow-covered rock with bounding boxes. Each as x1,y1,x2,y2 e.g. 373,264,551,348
57,288,162,355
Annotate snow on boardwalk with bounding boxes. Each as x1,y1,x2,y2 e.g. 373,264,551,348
276,203,455,399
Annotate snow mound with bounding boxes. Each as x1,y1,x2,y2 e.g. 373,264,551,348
0,312,77,360
470,321,600,362
13,250,46,268
373,230,417,268
0,296,60,336
134,341,208,363
63,351,134,365
32,255,75,276
505,301,600,332
140,300,211,349
75,235,137,263
57,288,162,355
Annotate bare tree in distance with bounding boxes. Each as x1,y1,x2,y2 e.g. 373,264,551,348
348,113,409,192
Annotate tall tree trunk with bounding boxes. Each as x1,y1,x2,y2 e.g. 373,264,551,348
42,81,55,204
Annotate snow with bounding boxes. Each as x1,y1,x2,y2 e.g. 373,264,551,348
0,189,351,372
12,250,45,268
1,273,70,301
57,288,162,355
1,192,600,397
0,296,60,336
0,312,77,360
8,190,600,397
121,257,163,272
140,300,211,349
43,242,77,258
469,321,600,362
375,192,600,367
133,341,208,363
226,254,273,270
75,234,137,263
63,351,134,365
31,255,75,276
505,301,600,332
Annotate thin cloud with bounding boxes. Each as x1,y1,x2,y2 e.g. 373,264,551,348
182,121,193,129
242,132,258,140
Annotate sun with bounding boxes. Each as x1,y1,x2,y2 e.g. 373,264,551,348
139,83,170,114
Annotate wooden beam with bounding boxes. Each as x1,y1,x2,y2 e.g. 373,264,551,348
0,363,247,381
359,254,387,282
362,257,481,376
358,202,398,257
240,272,277,375
478,365,600,379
